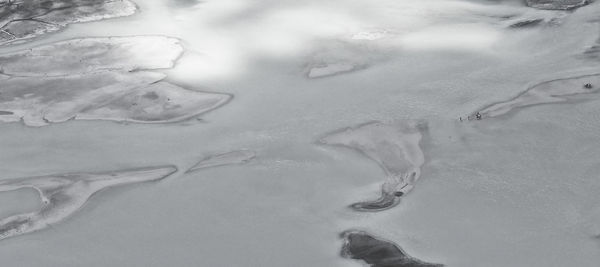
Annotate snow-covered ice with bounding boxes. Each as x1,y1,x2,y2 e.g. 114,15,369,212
320,121,426,211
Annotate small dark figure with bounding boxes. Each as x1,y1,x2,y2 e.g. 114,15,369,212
475,112,482,120
394,191,404,197
584,83,593,89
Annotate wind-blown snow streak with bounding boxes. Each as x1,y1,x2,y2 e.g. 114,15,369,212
474,73,600,119
0,166,177,241
0,37,231,126
320,121,426,212
341,230,443,267
187,150,256,173
0,0,137,45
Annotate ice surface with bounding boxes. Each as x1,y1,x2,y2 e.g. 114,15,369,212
187,150,256,173
474,73,600,119
0,0,137,45
2,0,600,266
341,230,443,267
320,121,426,211
0,37,231,126
0,166,177,240
525,0,588,10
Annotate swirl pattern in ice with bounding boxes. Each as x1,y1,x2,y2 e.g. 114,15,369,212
0,166,177,241
320,121,426,212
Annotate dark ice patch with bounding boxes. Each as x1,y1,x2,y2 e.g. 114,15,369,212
341,230,444,267
509,19,543,28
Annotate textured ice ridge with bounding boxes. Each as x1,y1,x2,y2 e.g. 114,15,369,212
341,230,443,267
187,150,256,173
320,121,426,212
0,166,177,241
0,0,137,45
0,36,232,126
472,73,600,119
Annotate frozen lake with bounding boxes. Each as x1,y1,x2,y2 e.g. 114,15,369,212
2,0,600,266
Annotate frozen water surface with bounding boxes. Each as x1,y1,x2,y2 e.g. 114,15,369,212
2,0,600,266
